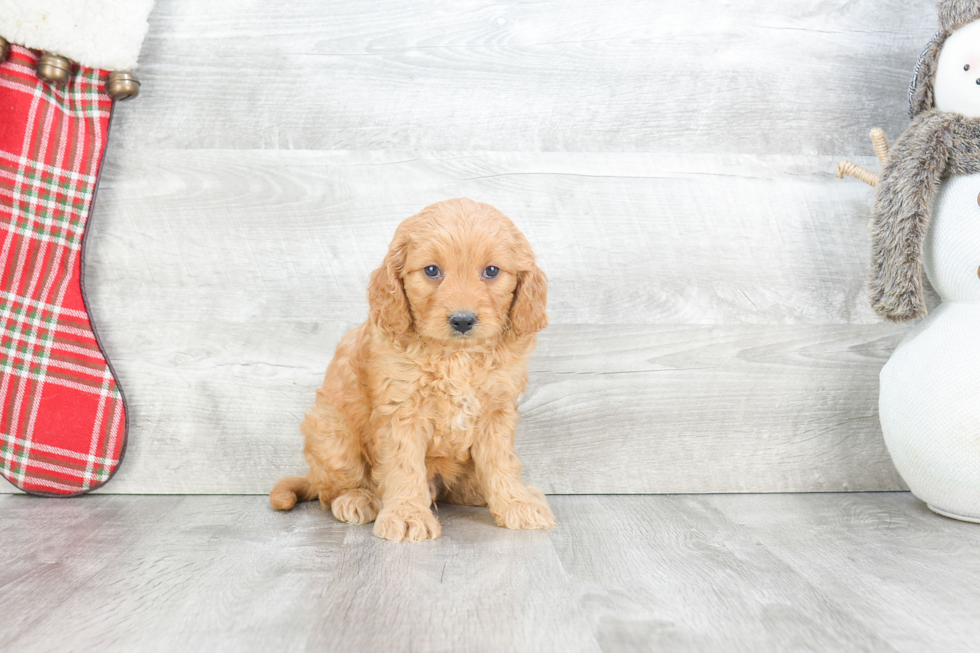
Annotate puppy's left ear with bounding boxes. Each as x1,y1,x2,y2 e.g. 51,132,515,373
509,263,548,338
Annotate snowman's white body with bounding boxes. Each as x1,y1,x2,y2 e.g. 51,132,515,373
875,17,980,522
879,173,980,521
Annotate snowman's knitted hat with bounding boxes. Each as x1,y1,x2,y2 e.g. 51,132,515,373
909,0,980,117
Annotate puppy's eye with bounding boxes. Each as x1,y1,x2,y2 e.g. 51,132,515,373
423,265,441,279
483,266,500,279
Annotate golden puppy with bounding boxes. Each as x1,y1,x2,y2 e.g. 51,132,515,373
270,198,555,542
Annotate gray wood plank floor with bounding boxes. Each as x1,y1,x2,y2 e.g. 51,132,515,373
2,493,978,652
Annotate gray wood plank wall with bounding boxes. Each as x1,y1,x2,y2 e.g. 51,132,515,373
2,0,940,494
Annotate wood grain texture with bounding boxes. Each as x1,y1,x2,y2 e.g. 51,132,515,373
3,493,979,652
83,150,919,326
50,321,904,495
112,0,936,154
551,495,895,652
709,493,980,652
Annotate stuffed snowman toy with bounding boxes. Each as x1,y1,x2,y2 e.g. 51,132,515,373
846,0,980,522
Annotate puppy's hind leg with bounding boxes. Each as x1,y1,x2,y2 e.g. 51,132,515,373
302,400,374,517
443,462,487,507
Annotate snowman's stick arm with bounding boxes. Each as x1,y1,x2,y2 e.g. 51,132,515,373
835,128,888,187
870,128,889,167
835,160,880,186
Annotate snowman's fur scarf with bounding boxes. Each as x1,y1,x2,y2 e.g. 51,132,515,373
870,111,980,321
873,0,980,321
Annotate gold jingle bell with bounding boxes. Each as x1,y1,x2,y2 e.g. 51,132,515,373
37,52,72,85
106,71,140,101
0,37,9,64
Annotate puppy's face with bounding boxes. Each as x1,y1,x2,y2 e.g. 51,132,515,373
402,224,519,345
368,199,548,346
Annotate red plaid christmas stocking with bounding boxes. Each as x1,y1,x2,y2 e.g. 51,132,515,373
0,46,127,495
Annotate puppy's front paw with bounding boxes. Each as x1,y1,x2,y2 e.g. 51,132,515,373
493,493,557,530
331,489,381,525
373,504,442,542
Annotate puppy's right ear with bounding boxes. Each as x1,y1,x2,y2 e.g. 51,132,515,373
368,236,412,339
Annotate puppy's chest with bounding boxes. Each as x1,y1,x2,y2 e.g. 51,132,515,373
418,358,495,453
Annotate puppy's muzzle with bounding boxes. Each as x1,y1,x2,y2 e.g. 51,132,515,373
449,311,477,334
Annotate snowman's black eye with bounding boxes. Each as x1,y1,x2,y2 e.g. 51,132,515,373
966,64,971,71
976,78,980,85
423,265,441,279
483,266,500,279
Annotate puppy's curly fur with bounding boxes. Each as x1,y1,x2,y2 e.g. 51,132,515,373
270,198,555,542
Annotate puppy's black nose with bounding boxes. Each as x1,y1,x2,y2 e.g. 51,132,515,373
449,311,477,334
